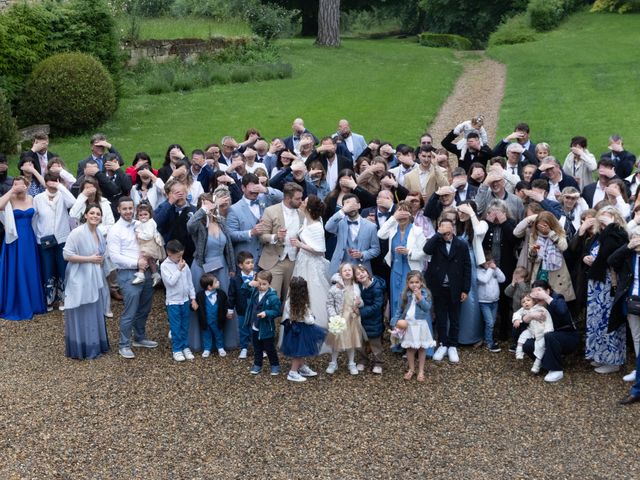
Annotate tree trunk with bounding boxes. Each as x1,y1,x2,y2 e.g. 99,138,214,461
316,0,340,47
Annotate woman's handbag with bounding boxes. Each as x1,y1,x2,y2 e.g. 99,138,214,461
40,235,58,249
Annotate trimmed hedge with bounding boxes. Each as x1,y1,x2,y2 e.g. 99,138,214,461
489,13,537,46
418,32,472,50
21,53,116,135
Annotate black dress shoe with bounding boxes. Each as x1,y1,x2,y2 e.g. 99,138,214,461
619,394,640,405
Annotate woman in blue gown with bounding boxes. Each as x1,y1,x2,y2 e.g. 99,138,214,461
0,177,46,320
455,202,487,345
187,194,235,351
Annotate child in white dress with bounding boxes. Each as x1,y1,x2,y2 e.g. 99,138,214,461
512,293,554,373
132,203,164,286
454,115,488,159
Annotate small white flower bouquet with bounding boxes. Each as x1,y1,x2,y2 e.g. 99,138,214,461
328,315,347,335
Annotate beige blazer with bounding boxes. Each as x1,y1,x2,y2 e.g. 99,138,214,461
258,203,304,271
403,165,449,198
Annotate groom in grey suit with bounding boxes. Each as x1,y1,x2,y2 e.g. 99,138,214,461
325,193,380,277
227,173,283,265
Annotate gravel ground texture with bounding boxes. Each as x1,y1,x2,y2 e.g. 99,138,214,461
428,53,506,148
1,292,639,479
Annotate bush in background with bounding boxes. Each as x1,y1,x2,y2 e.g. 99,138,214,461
243,2,300,42
591,0,640,12
418,32,472,50
0,89,19,154
21,53,116,135
528,0,590,31
489,12,537,45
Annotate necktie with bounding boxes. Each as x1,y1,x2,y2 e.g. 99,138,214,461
511,167,516,175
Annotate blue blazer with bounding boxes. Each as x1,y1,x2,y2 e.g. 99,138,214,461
243,287,282,340
226,189,283,265
325,211,380,277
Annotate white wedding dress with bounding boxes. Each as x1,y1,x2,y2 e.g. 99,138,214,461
292,219,331,352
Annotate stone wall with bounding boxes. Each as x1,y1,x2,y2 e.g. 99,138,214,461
124,37,251,66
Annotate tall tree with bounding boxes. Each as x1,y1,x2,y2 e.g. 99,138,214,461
316,0,341,47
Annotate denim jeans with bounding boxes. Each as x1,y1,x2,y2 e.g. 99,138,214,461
252,330,279,367
202,317,225,351
479,301,498,347
237,315,250,349
117,269,154,349
167,301,191,352
40,243,66,306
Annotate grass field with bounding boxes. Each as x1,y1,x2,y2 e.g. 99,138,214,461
116,15,251,40
49,38,462,173
488,11,640,157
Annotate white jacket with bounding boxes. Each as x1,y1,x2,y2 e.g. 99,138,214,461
377,216,427,271
477,267,506,303
562,150,597,189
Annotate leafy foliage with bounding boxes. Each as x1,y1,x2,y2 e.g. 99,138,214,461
0,89,19,154
243,2,300,42
527,0,590,31
488,12,537,45
591,0,640,12
21,53,116,135
418,32,472,49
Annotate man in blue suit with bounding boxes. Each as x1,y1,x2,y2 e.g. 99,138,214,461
333,119,367,162
226,173,283,266
283,118,318,154
325,193,381,277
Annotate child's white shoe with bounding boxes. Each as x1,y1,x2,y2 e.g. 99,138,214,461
131,272,145,285
287,371,306,382
152,272,162,287
515,347,524,360
326,362,337,374
348,363,359,375
531,358,542,374
173,351,185,362
183,348,195,361
218,348,227,357
202,350,211,358
238,348,248,359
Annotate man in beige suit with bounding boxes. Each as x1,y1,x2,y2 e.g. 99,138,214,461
403,145,449,202
258,182,304,301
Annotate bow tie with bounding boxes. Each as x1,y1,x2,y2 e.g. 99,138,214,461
293,136,300,141
377,211,389,217
250,199,260,206
347,220,359,226
242,274,253,282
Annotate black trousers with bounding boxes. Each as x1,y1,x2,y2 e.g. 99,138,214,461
432,287,460,347
523,330,580,372
252,330,279,367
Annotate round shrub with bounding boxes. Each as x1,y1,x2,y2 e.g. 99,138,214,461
21,53,116,135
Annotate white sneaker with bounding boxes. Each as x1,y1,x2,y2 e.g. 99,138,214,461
183,348,195,360
531,358,542,374
515,352,524,360
447,346,459,363
623,370,637,382
152,272,162,287
131,272,145,285
298,365,317,377
326,362,337,374
218,348,227,357
356,363,365,372
173,351,185,362
239,348,248,359
590,360,603,367
105,311,113,318
372,366,383,374
433,345,448,362
594,364,620,374
544,370,564,382
287,371,307,382
202,350,211,358
348,363,359,375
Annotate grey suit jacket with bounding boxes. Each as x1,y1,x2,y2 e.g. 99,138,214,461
325,211,380,277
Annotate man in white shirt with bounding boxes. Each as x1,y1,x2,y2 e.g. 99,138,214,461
258,183,304,301
107,197,158,359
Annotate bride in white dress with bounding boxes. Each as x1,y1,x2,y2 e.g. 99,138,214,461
291,195,331,336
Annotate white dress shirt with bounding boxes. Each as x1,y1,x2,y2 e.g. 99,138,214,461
107,218,140,270
280,204,300,261
326,156,339,191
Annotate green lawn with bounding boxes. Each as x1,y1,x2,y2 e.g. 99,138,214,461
50,38,461,172
488,11,640,156
116,15,251,40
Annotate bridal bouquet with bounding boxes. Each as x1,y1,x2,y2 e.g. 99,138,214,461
328,315,347,335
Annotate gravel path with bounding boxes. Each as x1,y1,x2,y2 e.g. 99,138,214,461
1,293,639,479
428,52,506,147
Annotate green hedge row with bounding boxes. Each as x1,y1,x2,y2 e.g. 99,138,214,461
418,32,472,50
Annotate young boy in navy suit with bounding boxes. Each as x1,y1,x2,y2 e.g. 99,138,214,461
228,251,255,359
